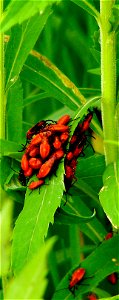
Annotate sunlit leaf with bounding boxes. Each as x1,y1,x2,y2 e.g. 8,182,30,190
5,8,52,90
6,79,23,143
0,0,60,32
99,160,119,229
21,51,87,110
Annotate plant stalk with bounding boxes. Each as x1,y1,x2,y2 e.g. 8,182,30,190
0,0,5,140
100,0,117,165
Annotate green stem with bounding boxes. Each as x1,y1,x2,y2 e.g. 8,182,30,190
0,0,5,140
100,0,117,165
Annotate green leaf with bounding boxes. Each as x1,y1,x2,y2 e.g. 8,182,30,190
21,51,87,110
88,67,101,75
90,47,100,63
71,0,100,20
76,154,105,193
0,139,21,155
5,7,52,90
5,238,56,300
12,162,65,274
99,160,119,229
100,297,119,300
6,79,23,143
0,156,11,188
55,207,95,225
52,235,119,300
62,195,107,244
0,0,59,32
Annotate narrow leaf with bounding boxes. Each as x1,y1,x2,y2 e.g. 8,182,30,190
6,79,23,143
21,51,87,110
5,238,56,300
12,162,65,274
99,160,119,229
0,0,58,32
55,207,95,225
71,0,100,20
5,8,52,90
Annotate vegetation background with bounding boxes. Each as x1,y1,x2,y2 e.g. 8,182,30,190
0,0,119,300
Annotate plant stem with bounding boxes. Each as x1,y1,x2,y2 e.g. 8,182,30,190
0,0,5,140
100,0,117,165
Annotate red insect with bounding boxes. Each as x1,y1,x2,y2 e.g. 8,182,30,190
24,167,33,177
107,273,117,284
37,155,56,179
29,146,39,157
87,293,98,300
73,143,85,158
69,268,86,294
40,137,50,159
29,132,43,146
57,114,70,125
21,153,29,172
65,165,74,180
105,232,113,240
26,120,46,140
70,134,77,145
29,158,42,169
28,179,44,190
66,151,73,161
54,149,64,159
60,131,69,143
46,124,69,133
37,149,64,179
53,136,62,149
79,112,93,133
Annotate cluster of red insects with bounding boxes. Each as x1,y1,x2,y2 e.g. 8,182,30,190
19,112,93,191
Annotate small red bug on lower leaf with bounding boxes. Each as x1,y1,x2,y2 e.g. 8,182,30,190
105,232,113,240
87,293,98,300
69,268,86,294
57,114,70,125
28,179,44,190
107,272,117,284
21,153,29,172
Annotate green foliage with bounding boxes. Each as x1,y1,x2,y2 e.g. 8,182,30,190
99,160,119,229
0,0,119,300
12,162,65,274
5,238,56,299
52,235,119,300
